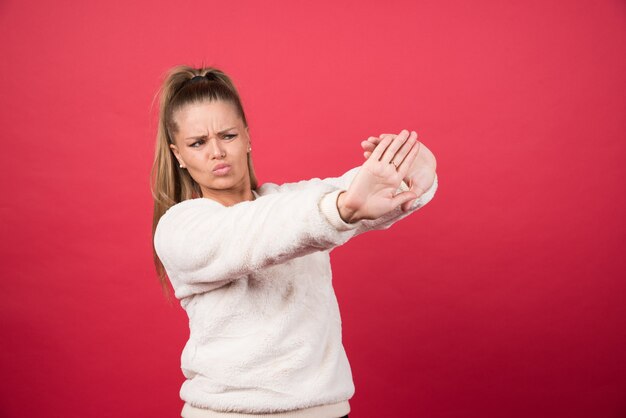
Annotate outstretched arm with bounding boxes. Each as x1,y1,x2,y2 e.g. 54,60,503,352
154,133,427,298
154,182,361,299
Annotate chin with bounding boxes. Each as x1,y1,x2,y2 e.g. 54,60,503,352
207,176,245,189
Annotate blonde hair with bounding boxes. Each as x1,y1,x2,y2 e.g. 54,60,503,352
149,65,258,302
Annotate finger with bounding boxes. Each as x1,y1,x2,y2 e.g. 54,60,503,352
389,131,417,167
387,132,418,143
378,134,395,144
380,129,410,163
401,198,416,212
391,190,418,209
397,139,421,177
363,151,372,159
361,141,376,151
364,136,381,147
370,135,394,161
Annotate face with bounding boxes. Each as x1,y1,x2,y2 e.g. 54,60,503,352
170,100,251,200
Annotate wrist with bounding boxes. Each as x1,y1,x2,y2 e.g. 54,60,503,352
337,191,360,223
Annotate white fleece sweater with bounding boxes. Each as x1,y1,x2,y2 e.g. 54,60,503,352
154,166,438,416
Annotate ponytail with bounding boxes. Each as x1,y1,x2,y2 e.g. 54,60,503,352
149,65,258,302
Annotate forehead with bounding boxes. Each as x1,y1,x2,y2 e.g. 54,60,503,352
174,100,242,135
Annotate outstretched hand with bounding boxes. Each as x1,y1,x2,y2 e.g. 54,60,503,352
361,130,437,211
337,130,422,222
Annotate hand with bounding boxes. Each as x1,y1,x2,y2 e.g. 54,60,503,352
361,129,437,211
338,130,421,222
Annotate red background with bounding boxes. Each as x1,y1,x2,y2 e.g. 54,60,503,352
1,0,625,417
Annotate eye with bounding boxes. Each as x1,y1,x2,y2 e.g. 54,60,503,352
190,140,205,148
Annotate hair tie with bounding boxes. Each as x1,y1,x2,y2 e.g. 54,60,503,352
187,73,218,86
188,75,206,84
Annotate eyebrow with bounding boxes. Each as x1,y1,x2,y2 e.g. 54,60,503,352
185,127,237,140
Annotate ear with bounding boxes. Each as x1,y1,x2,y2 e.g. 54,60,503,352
169,144,184,167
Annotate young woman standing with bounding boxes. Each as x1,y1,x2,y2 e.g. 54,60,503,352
151,65,438,417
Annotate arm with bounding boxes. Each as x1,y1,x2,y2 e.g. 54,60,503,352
156,133,435,298
262,165,438,233
154,182,361,299
255,166,361,195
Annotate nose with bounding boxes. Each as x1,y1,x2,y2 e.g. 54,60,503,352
208,137,225,159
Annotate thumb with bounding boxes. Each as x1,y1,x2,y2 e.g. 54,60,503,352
391,191,418,210
401,198,417,212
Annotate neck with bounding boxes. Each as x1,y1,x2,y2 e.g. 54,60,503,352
201,184,255,207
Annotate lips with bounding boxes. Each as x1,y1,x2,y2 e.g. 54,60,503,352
213,163,231,176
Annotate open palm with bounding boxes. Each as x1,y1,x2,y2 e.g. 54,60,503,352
341,131,422,221
361,130,437,199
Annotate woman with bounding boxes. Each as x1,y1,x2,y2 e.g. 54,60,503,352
150,65,438,418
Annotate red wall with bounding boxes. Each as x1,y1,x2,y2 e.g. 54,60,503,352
1,0,625,417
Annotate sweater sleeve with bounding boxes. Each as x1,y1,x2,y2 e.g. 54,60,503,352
153,182,362,299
